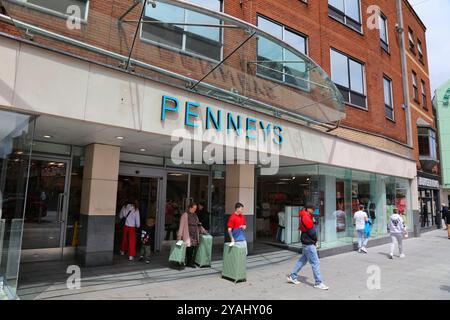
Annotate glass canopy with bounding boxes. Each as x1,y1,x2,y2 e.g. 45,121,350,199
0,0,345,124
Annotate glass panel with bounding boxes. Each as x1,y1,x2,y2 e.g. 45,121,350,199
187,0,221,11
379,16,388,43
21,160,67,250
189,175,210,230
0,110,34,299
185,9,221,60
66,149,84,246
211,168,225,236
383,78,392,106
329,0,344,11
164,173,188,241
284,29,306,54
257,36,284,81
257,16,283,39
331,50,349,88
349,59,364,94
345,0,361,22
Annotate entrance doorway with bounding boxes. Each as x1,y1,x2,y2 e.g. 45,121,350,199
21,158,70,262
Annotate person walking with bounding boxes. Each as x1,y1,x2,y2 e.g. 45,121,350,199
286,203,329,290
388,208,407,259
442,205,450,239
120,199,140,261
197,201,210,231
227,202,248,255
354,204,369,253
177,202,207,268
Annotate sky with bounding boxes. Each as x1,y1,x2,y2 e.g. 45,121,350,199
408,0,450,93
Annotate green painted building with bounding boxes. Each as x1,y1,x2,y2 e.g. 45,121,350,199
434,79,450,205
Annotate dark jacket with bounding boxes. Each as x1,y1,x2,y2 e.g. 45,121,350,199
299,209,317,245
443,207,450,223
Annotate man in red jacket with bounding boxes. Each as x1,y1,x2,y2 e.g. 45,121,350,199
286,203,329,290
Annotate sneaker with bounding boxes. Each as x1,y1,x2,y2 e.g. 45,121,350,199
358,248,362,253
389,253,394,259
314,283,329,290
120,251,125,256
361,247,368,254
145,260,150,264
286,275,301,285
399,253,406,258
128,256,134,261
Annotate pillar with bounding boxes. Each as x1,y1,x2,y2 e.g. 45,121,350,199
225,164,255,254
77,144,120,267
411,177,421,237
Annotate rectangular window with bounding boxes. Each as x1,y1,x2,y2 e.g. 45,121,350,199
379,14,389,52
412,71,419,102
328,0,362,33
384,76,394,120
330,48,366,109
141,0,222,61
408,28,415,53
18,0,89,20
418,127,437,160
421,80,427,109
257,15,308,90
418,40,424,63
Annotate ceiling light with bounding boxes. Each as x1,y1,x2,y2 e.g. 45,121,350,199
116,136,124,140
16,151,24,155
43,135,52,139
140,148,147,152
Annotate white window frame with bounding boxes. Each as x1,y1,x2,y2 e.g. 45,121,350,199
7,0,90,22
140,0,224,63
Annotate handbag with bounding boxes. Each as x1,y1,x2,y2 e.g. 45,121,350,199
119,210,132,228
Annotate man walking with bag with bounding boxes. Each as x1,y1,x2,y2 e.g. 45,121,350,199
287,203,329,290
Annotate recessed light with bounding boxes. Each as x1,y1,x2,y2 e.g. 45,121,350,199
16,151,23,155
43,135,52,139
140,148,147,152
116,136,124,140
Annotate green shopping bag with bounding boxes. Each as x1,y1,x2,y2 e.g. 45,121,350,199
222,242,247,283
195,234,213,267
169,241,186,265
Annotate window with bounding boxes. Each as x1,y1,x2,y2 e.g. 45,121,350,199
328,0,362,33
418,127,437,160
379,14,389,52
412,71,419,102
421,80,427,109
384,76,394,120
16,0,89,20
408,28,415,53
418,40,424,63
330,49,366,109
257,16,308,90
141,0,222,61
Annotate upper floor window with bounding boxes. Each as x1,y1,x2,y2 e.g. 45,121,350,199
384,76,394,120
328,0,362,33
418,40,424,63
13,0,89,20
141,0,222,61
408,28,415,53
412,71,419,102
421,80,427,109
418,127,437,160
379,14,389,52
257,15,308,90
330,48,366,109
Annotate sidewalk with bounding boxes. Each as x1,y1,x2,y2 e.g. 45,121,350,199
19,229,450,300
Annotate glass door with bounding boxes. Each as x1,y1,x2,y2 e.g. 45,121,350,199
21,158,70,262
165,173,189,242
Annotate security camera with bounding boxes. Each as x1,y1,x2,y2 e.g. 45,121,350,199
147,0,157,8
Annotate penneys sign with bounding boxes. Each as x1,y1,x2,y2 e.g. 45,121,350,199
160,95,284,145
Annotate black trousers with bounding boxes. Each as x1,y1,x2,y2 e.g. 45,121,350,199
186,246,197,266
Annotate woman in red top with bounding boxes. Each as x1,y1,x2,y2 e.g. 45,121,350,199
227,202,247,255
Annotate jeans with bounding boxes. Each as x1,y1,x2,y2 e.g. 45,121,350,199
357,229,369,249
390,233,403,255
290,244,322,285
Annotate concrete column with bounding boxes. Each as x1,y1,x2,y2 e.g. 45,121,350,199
77,144,120,267
225,164,255,254
411,177,421,237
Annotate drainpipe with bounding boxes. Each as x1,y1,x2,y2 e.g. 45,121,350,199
396,0,413,148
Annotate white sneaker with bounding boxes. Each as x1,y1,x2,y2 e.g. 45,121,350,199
389,253,394,259
361,247,368,254
399,253,406,258
314,283,329,290
128,256,134,261
286,275,301,285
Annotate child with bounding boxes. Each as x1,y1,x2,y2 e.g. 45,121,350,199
388,208,407,259
139,218,155,263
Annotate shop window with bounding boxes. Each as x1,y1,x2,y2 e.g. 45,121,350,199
418,127,437,160
328,0,362,33
383,76,394,120
330,48,367,109
379,13,389,52
141,0,222,61
256,16,309,91
14,0,89,20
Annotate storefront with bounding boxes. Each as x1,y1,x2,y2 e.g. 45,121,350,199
417,173,441,229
